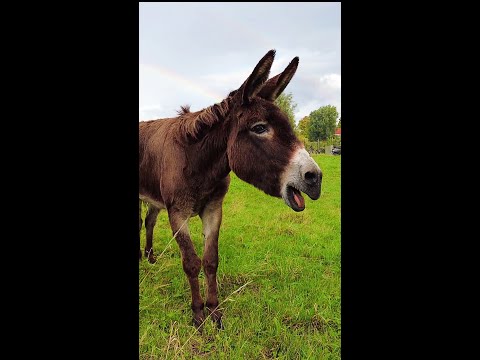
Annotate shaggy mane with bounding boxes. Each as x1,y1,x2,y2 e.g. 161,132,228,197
176,105,191,116
179,95,232,140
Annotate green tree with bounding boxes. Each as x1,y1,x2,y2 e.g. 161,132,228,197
337,117,341,128
298,116,311,137
275,92,297,129
307,105,339,141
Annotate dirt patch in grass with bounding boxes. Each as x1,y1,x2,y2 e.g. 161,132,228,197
276,227,296,236
190,337,216,357
261,338,292,359
217,273,260,294
277,212,311,224
281,314,340,333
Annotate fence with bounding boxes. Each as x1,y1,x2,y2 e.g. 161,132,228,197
304,139,340,155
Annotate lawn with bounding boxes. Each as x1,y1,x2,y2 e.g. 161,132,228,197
139,154,341,359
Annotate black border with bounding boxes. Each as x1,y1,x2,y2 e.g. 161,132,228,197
341,2,431,357
22,3,140,357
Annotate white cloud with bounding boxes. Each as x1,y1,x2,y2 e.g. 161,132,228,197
294,73,341,121
200,69,250,95
296,101,322,120
139,105,165,121
319,73,341,91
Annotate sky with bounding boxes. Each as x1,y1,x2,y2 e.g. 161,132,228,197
139,2,341,123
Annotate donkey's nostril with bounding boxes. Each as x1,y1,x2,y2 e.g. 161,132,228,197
304,171,318,185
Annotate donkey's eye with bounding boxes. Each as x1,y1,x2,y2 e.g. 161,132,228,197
251,124,268,134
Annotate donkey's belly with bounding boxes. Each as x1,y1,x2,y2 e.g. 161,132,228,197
139,193,166,210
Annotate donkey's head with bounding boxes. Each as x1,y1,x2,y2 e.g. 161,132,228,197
225,50,322,212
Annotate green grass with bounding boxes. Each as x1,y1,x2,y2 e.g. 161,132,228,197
139,154,340,359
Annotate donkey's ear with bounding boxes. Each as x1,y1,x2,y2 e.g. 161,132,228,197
241,50,276,105
257,57,299,101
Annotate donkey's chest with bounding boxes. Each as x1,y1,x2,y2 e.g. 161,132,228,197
190,188,219,215
187,176,230,216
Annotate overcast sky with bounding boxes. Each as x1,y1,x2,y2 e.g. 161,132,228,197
139,2,341,123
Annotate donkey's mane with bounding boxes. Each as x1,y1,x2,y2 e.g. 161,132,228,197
176,105,191,116
178,95,232,140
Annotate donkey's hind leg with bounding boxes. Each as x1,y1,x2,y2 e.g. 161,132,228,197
139,200,143,260
144,204,160,263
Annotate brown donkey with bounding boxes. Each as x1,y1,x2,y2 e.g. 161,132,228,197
139,50,322,328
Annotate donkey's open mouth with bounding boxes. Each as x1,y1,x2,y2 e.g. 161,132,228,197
286,185,306,212
281,148,322,212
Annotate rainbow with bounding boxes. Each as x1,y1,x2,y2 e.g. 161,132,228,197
140,63,224,102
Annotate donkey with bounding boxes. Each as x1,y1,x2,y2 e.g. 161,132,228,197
139,50,322,328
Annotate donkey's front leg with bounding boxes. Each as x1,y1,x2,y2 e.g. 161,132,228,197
200,199,224,329
168,209,205,328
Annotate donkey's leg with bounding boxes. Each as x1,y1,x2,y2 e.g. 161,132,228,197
200,199,224,329
168,209,205,328
144,205,160,263
139,200,143,260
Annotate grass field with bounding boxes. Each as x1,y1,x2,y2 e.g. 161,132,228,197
139,154,340,359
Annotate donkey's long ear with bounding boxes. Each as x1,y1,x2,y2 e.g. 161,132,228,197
241,50,276,105
257,57,299,101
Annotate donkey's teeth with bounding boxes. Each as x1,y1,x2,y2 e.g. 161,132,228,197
292,188,305,208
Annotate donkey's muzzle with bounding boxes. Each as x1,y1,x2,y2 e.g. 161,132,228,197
281,148,322,211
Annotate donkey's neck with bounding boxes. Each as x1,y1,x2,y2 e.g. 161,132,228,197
183,100,232,181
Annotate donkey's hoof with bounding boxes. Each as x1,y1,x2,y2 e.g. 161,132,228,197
206,303,223,329
192,315,205,331
144,251,156,264
215,318,224,330
211,313,223,329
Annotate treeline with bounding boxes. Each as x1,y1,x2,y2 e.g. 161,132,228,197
275,92,341,146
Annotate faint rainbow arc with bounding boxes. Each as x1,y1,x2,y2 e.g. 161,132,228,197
140,63,225,103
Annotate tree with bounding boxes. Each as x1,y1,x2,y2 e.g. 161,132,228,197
307,105,339,141
298,116,311,137
275,92,297,129
337,117,341,129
